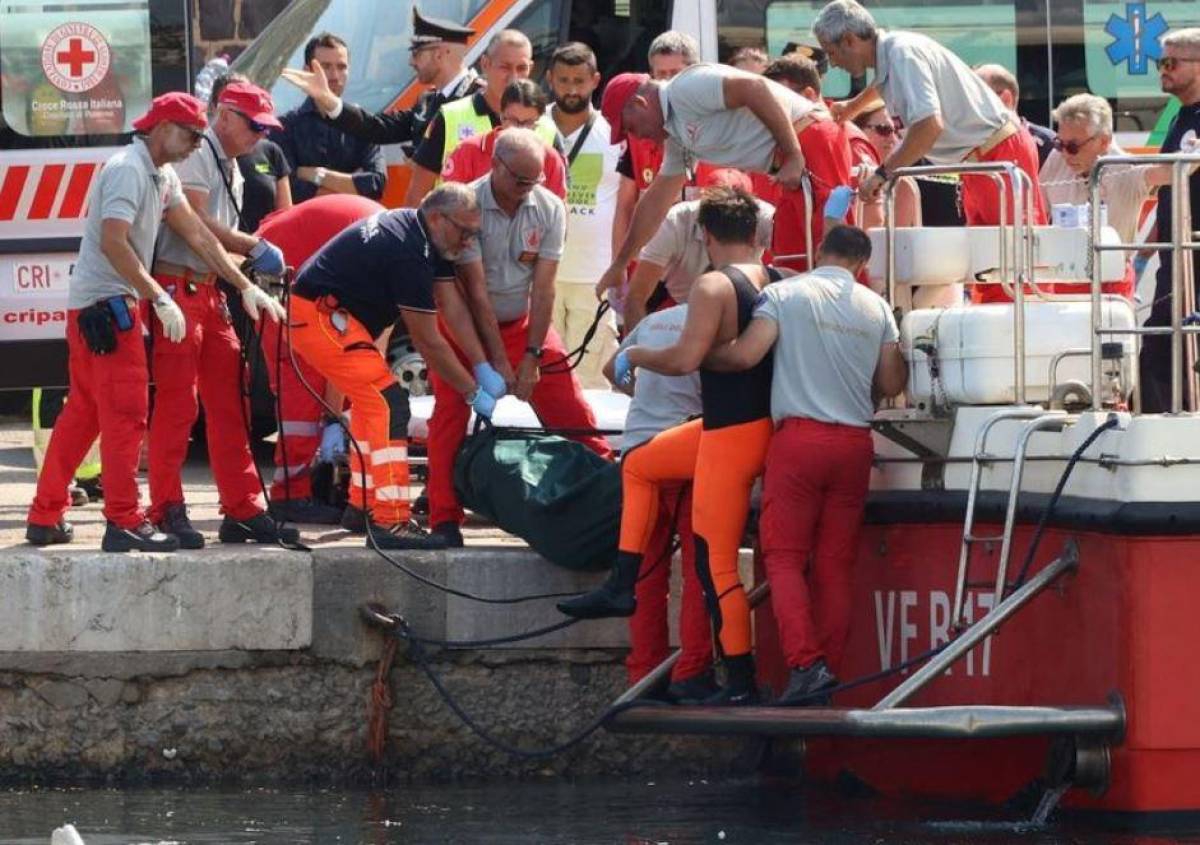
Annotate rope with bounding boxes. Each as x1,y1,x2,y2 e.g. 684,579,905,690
539,299,611,374
366,634,398,763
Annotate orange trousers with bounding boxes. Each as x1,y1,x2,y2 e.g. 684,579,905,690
619,417,773,658
289,295,412,524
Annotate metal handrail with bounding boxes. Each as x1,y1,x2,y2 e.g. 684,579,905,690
769,173,815,270
1090,153,1200,414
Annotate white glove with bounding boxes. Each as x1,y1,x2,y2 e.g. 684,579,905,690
241,284,286,322
152,292,186,343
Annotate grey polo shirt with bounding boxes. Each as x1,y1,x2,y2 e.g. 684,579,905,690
873,30,1009,164
659,63,815,177
621,305,701,450
156,127,245,273
755,266,898,427
458,175,566,323
69,138,186,309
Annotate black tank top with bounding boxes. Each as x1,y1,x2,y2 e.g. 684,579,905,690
700,265,778,430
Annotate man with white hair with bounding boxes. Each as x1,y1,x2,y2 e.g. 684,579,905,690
1141,27,1200,413
814,0,1046,234
974,63,1054,167
427,129,611,548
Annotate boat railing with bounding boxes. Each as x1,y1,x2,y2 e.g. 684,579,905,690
1089,153,1200,414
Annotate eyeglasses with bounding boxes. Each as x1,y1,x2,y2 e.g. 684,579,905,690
174,122,205,142
444,215,481,241
1052,134,1098,155
496,156,545,188
1156,56,1200,72
866,123,896,137
235,110,272,134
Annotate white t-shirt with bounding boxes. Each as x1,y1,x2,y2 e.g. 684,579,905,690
556,108,625,284
1039,146,1154,247
873,30,1009,164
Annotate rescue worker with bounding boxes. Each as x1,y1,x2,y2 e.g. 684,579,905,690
279,8,479,160
974,64,1055,168
256,194,387,525
595,58,851,301
560,187,789,706
813,1,1046,236
427,130,612,548
442,79,569,200
148,81,293,549
289,183,504,549
25,93,258,552
705,225,906,705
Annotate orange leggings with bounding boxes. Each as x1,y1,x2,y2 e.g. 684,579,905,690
619,416,774,658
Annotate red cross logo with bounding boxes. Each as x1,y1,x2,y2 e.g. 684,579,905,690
56,38,96,78
41,22,111,94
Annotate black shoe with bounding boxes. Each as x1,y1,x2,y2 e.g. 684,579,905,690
666,670,721,704
76,477,103,501
218,512,301,545
69,484,88,507
412,490,428,516
102,521,179,553
26,520,73,546
556,551,642,619
269,497,344,525
157,502,204,550
430,521,464,548
341,504,367,535
367,520,449,551
702,683,762,707
777,659,839,707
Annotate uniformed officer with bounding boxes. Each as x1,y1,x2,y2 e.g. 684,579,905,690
279,7,479,159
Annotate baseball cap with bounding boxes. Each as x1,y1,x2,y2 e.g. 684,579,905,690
697,166,753,193
600,72,649,144
131,92,209,133
217,81,283,130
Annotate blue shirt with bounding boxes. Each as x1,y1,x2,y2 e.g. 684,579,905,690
273,97,387,203
293,209,454,338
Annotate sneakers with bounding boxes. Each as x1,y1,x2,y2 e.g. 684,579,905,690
665,670,721,704
367,519,448,551
430,521,464,548
26,520,73,546
341,504,367,535
157,503,204,550
777,659,839,707
218,512,301,545
269,497,344,525
69,484,88,507
102,521,180,553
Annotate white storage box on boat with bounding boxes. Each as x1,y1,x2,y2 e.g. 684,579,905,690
967,225,1127,285
866,227,971,287
901,297,1137,408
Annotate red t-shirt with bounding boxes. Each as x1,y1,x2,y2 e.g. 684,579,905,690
256,194,386,270
441,128,568,200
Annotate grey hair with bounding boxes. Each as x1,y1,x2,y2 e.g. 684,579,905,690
811,0,878,44
1052,93,1113,137
422,182,478,216
1162,27,1200,53
493,127,544,163
486,29,531,57
974,63,1019,101
648,31,699,65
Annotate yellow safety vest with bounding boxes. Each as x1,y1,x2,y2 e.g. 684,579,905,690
440,97,560,169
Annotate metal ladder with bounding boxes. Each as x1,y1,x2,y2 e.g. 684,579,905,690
950,409,1074,631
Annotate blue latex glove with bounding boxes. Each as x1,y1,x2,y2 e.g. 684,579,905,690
1132,252,1150,283
467,386,497,419
473,361,507,399
248,238,285,275
825,185,855,222
613,349,633,386
318,421,345,463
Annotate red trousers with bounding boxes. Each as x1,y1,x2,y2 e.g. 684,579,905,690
147,277,264,523
772,120,855,272
759,418,874,671
427,315,611,527
29,304,149,530
260,314,328,501
624,482,714,685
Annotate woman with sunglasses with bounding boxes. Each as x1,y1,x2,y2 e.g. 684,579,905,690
852,104,920,230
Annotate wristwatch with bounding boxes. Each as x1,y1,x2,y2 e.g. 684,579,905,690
525,345,544,360
312,166,328,187
873,165,891,184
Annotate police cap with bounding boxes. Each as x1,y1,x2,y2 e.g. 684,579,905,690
411,6,474,50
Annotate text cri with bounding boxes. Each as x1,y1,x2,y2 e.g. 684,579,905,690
874,589,996,677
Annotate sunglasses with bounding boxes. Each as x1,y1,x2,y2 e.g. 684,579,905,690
235,110,272,134
1052,135,1097,155
174,122,205,142
1156,56,1200,72
866,122,896,137
496,156,545,188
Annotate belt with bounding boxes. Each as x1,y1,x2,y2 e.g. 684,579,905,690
964,119,1019,162
153,261,218,284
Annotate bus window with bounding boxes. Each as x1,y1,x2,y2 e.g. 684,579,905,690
762,1,1018,100
565,0,672,83
506,0,567,80
235,0,492,116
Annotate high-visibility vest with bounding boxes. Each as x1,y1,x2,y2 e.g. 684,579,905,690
440,97,560,170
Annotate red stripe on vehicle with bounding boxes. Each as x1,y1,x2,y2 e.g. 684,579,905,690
28,164,66,220
58,162,97,219
0,165,31,221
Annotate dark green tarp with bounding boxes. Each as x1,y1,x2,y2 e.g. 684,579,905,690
453,424,620,571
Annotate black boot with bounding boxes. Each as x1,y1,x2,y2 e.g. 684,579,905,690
777,659,838,707
665,669,721,704
26,520,73,546
703,654,761,707
219,512,300,545
157,502,204,550
556,551,642,619
102,521,179,553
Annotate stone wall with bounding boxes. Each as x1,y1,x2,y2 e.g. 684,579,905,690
193,0,291,65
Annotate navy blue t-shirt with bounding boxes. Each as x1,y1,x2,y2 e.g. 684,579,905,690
293,208,454,338
1151,101,1200,317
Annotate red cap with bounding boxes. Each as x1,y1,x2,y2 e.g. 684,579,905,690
131,92,208,133
697,165,753,193
216,81,283,130
601,72,649,144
